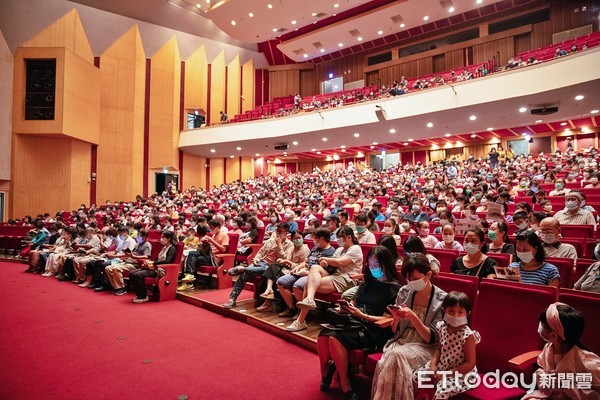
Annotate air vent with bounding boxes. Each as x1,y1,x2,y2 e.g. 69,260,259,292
314,12,327,18
312,41,324,49
390,15,404,24
293,48,306,55
275,28,288,33
348,29,361,38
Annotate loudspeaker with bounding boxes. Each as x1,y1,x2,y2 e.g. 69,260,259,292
531,106,558,115
25,59,56,120
274,144,289,151
375,108,387,121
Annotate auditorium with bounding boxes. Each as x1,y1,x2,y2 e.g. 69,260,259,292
1,0,599,399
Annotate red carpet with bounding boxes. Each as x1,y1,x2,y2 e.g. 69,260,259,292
0,262,341,400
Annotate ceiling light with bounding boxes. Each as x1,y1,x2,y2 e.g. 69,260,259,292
196,3,201,8
311,148,317,152
229,155,234,158
449,6,455,12
340,145,346,149
377,30,383,35
471,134,477,138
426,122,433,128
389,128,396,133
316,151,321,154
591,109,599,114
248,12,253,17
404,142,409,146
535,120,542,123
486,127,493,131
338,42,343,47
400,23,405,28
469,115,477,121
320,48,325,53
292,141,298,145
575,95,584,100
333,155,339,160
231,20,236,25
291,20,297,24
560,122,567,126
206,0,210,3
423,16,429,21
353,133,360,137
312,12,317,16
408,138,413,142
357,37,363,41
236,146,242,150
210,149,216,153
370,146,375,149
373,142,378,145
476,0,483,4
445,133,451,137
255,153,260,156
322,137,328,141
341,149,346,152
272,28,278,32
334,3,339,7
267,3,273,8
303,53,308,58
519,107,527,113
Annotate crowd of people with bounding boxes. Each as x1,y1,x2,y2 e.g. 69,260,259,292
10,142,600,398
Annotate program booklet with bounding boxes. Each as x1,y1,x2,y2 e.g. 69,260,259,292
494,266,522,282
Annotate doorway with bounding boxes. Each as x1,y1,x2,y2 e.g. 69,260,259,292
507,139,529,156
155,173,179,195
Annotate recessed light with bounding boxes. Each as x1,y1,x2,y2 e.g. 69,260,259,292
423,16,429,21
317,151,321,154
560,122,568,126
469,115,477,121
292,141,298,145
248,12,253,17
404,142,409,146
255,153,260,156
236,147,242,150
389,128,396,133
272,28,278,32
303,53,308,58
400,23,405,28
267,3,273,8
476,0,483,4
535,120,542,123
338,42,343,47
445,133,451,137
449,6,455,12
196,3,201,8
373,142,378,145
426,122,433,128
353,133,360,137
320,48,325,53
591,109,599,114
377,30,383,35
322,137,328,141
311,148,317,152
334,3,339,7
229,155,234,158
471,134,477,138
312,12,317,16
408,138,414,142
519,107,527,113
370,146,375,149
575,95,584,100
340,145,346,149
210,149,216,153
486,127,493,131
357,37,363,41
291,20,297,24
341,149,346,152
231,20,236,25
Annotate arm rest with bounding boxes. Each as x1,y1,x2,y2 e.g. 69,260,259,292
374,317,393,328
508,350,542,371
246,244,262,265
156,263,179,301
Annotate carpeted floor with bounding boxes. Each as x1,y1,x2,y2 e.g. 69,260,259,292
0,262,342,400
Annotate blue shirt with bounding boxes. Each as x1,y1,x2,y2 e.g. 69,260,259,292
508,261,560,286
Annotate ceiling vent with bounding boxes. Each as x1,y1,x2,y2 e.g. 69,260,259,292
390,15,404,24
314,12,327,18
293,48,306,56
312,41,324,49
348,29,362,38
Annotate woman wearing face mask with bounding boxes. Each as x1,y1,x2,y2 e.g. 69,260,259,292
228,217,244,236
584,172,600,188
264,212,281,238
450,228,497,280
130,230,177,303
318,246,401,399
382,218,402,245
522,303,600,399
371,253,447,400
509,230,560,287
549,178,571,197
416,221,439,249
434,223,464,252
401,236,441,275
475,194,492,213
399,218,416,234
485,221,514,254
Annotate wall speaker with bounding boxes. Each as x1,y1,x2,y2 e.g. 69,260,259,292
274,144,289,151
25,59,56,120
531,106,558,115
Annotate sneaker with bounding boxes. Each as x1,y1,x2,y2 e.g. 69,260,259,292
228,266,245,276
259,291,275,300
278,308,298,318
181,273,196,283
114,288,128,296
132,296,150,304
223,299,236,309
285,320,307,332
296,298,317,310
177,283,194,291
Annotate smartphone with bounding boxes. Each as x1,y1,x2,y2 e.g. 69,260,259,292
337,300,351,308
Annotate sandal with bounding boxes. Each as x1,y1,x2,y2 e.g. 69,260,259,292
259,290,275,300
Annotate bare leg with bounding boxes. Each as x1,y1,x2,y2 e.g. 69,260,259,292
277,284,296,310
329,337,352,393
317,336,332,376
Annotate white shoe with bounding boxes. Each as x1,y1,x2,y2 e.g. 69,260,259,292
286,320,307,332
41,272,54,277
132,296,150,304
296,298,317,310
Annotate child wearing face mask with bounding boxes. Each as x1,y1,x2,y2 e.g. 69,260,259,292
414,291,480,400
416,221,439,249
382,218,402,246
523,303,600,399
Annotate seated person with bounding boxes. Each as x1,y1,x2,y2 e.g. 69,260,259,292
399,217,416,234
74,228,118,287
224,223,292,309
303,218,322,240
554,191,596,229
354,213,376,244
105,229,152,296
276,227,336,319
287,226,363,332
509,230,560,287
416,221,439,249
434,223,464,252
548,178,570,196
318,246,401,398
512,211,531,236
400,236,441,275
523,303,600,399
539,217,578,260
574,261,600,293
450,228,497,280
382,218,402,246
130,230,177,304
404,200,429,223
484,221,514,255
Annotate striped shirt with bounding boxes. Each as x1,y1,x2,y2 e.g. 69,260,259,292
508,261,560,286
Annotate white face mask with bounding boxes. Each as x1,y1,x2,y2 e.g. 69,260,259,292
565,200,578,210
383,227,392,234
463,242,480,255
407,277,427,292
540,233,558,245
443,234,454,244
517,251,534,263
445,314,469,327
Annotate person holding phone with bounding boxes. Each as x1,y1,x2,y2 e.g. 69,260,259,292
317,246,401,399
371,253,447,400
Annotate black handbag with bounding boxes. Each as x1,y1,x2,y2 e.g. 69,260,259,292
324,308,363,329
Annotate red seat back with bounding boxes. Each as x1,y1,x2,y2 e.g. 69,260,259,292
486,252,512,267
546,257,575,288
427,248,459,273
433,272,478,304
561,225,595,239
558,289,600,355
574,258,597,284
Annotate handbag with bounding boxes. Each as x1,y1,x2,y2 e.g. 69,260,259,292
324,307,363,329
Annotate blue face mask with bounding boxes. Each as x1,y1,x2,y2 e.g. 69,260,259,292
118,234,125,241
136,236,143,244
368,258,384,279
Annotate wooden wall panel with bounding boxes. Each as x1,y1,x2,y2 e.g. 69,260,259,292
241,60,255,115
314,52,365,87
514,33,532,56
182,153,205,190
445,49,465,71
11,136,90,217
184,45,208,117
209,51,226,124
0,30,13,181
240,156,253,181
472,37,514,64
209,157,224,188
22,9,94,64
226,55,241,118
268,70,300,100
97,26,146,204
148,37,181,170
225,156,240,184
300,69,316,97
